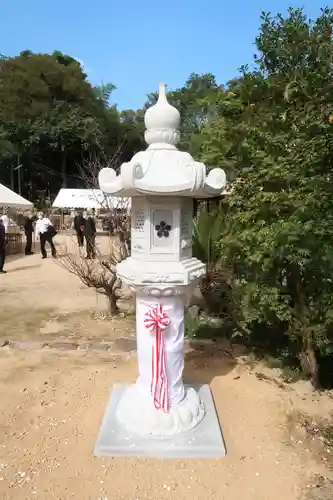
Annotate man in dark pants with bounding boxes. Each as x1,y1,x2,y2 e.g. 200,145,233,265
35,212,57,259
0,219,7,274
23,212,34,255
83,211,96,259
73,211,85,247
40,229,56,259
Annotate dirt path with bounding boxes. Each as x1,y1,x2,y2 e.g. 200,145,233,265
0,232,115,314
0,233,332,499
0,348,330,500
0,233,135,344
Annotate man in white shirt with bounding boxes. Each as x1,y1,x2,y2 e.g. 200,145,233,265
1,212,9,233
35,212,57,259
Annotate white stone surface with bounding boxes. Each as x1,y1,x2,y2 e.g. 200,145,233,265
94,383,226,459
131,197,193,262
116,383,205,437
118,257,206,291
113,295,205,437
144,82,180,146
97,81,227,442
136,295,186,406
98,82,226,199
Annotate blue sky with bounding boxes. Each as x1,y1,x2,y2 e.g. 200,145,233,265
0,0,322,110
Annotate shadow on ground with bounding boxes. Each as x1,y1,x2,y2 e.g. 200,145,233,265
7,264,41,273
6,254,31,264
184,347,237,385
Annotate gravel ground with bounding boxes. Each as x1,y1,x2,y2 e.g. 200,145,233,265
0,233,331,500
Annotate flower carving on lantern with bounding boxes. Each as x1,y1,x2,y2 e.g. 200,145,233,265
155,221,171,238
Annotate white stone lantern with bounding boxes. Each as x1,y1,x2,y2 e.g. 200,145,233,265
95,83,226,457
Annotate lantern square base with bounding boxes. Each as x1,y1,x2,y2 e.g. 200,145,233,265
94,383,226,459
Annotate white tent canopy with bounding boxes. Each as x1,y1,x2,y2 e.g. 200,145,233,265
52,188,131,211
0,183,33,209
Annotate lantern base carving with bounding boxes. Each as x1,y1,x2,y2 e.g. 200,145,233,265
94,383,226,458
115,382,205,437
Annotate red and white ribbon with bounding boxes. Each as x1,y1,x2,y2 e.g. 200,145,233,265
144,304,170,413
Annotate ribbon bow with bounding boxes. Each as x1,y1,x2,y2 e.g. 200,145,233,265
144,304,170,412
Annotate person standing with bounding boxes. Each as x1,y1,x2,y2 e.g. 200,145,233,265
1,209,9,233
35,212,57,259
23,211,34,255
83,210,96,259
0,218,7,273
70,210,76,228
73,211,85,247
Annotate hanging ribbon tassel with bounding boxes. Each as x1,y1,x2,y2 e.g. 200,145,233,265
144,304,170,412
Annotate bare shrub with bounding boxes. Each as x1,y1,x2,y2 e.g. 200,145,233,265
56,235,128,315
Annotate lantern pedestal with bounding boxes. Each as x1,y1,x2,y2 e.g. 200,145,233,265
94,383,226,459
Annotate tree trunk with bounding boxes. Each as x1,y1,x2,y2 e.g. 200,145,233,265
286,265,320,389
299,336,319,389
10,164,14,190
61,144,67,188
107,293,119,315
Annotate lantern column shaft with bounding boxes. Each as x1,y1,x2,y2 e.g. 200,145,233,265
136,294,186,405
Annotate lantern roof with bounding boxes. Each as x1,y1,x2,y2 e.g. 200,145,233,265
98,82,226,198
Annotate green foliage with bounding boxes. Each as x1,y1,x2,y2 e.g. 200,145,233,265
0,51,139,195
191,7,333,387
192,207,224,268
93,82,116,107
184,312,226,340
192,206,238,331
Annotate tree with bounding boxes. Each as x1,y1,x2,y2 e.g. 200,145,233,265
192,206,235,318
213,7,333,387
0,51,113,193
118,109,145,160
93,82,116,107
